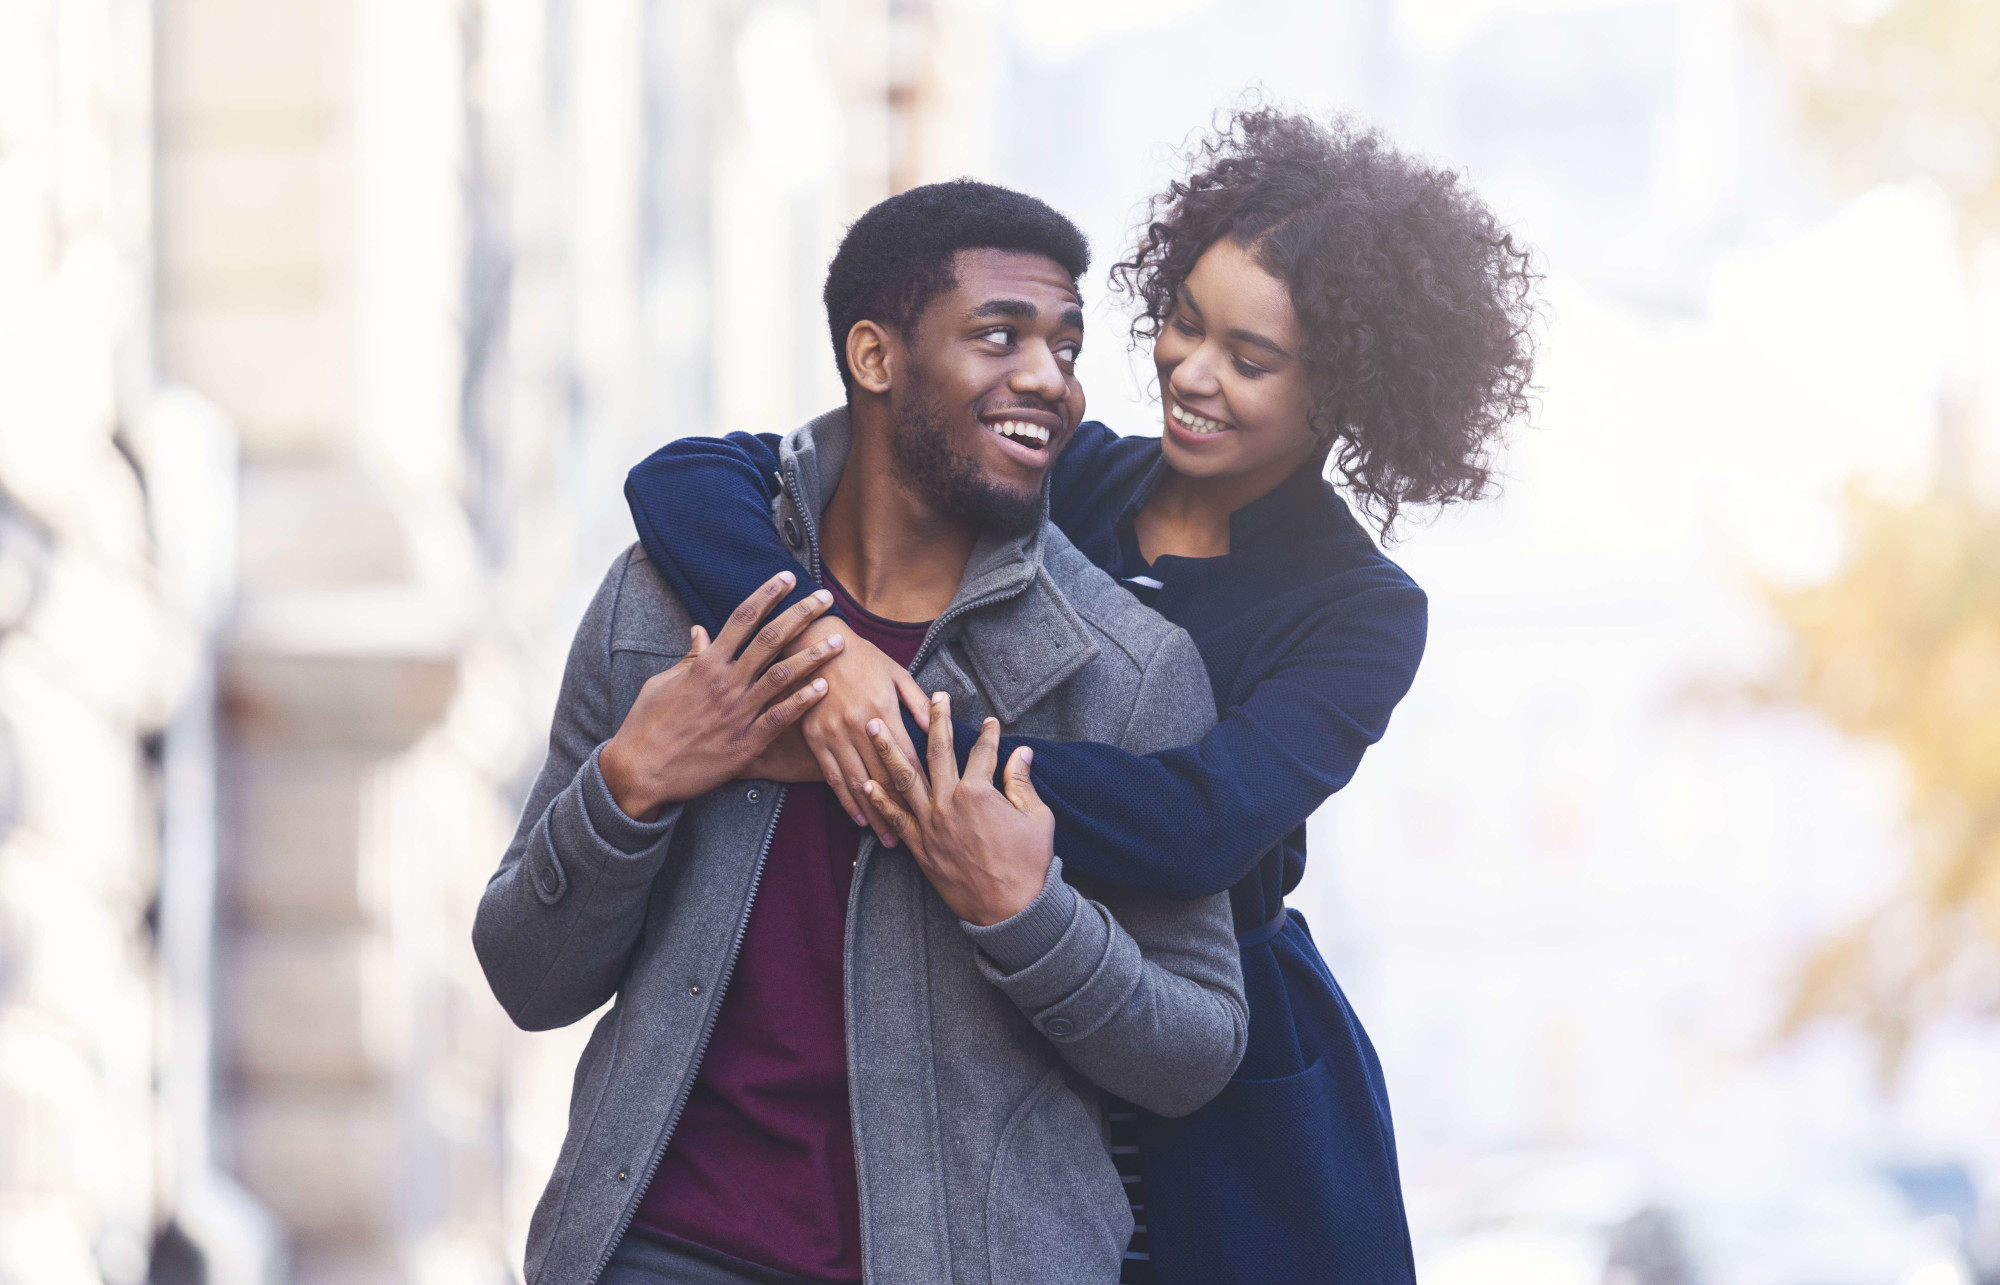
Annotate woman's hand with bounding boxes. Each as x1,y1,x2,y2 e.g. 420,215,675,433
859,694,1053,927
783,618,932,844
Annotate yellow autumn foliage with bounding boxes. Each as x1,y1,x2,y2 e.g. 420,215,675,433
1765,492,2000,1075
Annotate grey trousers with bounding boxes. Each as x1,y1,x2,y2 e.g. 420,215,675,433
599,1234,825,1285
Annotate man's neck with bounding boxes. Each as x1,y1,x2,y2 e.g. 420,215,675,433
817,410,979,624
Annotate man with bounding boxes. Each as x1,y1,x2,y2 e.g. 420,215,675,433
474,181,1247,1285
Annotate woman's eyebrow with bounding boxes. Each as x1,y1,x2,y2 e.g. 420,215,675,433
1227,328,1293,360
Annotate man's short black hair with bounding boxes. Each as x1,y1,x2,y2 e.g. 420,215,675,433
824,180,1091,390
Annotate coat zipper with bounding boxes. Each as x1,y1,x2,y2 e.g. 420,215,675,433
582,785,790,1285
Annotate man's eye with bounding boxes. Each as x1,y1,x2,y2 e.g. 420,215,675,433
1056,343,1081,364
979,327,1015,345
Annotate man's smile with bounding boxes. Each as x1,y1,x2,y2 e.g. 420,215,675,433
978,405,1065,465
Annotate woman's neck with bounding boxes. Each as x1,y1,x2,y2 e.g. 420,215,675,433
1134,447,1313,562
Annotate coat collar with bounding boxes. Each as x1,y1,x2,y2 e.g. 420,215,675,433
1115,448,1342,556
773,406,1100,724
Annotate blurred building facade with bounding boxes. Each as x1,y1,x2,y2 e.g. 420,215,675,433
0,1,989,1281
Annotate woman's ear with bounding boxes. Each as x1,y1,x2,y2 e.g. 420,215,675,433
846,320,895,395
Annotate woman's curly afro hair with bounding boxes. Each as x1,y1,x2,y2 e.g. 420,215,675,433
1112,107,1539,533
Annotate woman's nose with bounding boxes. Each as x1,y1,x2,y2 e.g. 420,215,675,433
1170,345,1224,400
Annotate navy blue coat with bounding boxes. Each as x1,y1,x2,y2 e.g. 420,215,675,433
625,421,1426,1284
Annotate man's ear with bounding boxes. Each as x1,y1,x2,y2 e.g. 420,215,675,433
846,320,895,395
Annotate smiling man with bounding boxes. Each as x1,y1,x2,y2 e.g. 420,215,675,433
475,181,1247,1285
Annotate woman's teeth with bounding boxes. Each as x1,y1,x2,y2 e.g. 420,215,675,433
993,420,1051,449
1171,403,1230,435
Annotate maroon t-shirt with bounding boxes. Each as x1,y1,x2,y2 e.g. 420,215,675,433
631,576,929,1281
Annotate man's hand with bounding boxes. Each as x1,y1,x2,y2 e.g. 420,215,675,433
859,694,1053,927
780,619,932,843
599,573,845,820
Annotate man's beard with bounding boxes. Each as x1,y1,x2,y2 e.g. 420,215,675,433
887,378,1043,538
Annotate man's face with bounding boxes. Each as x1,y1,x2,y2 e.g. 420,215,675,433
885,249,1086,536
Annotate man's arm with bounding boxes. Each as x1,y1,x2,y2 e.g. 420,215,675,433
472,562,840,1031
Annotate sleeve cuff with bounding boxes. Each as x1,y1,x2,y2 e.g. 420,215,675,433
581,745,678,855
961,857,1078,974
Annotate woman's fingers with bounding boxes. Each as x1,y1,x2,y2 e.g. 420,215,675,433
866,718,932,822
813,742,864,827
833,741,880,831
711,571,797,658
877,690,927,797
861,781,925,859
964,717,1002,789
895,671,932,725
747,627,844,706
925,693,958,794
854,737,904,847
1001,745,1043,814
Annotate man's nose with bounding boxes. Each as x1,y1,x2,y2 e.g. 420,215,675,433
1008,341,1068,401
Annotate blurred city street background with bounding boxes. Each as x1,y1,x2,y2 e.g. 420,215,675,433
1,0,1996,1281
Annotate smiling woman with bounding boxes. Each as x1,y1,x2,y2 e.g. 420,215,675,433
1115,107,1539,534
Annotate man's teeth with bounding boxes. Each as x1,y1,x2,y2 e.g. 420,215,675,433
1171,403,1229,435
993,420,1051,448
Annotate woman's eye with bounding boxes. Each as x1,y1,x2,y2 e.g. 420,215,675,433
1172,316,1200,338
1232,356,1268,378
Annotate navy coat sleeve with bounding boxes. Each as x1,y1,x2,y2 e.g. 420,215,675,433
1005,583,1425,899
622,431,834,634
623,430,1424,902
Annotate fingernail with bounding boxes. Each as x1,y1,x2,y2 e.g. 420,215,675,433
854,814,867,825
867,719,883,735
932,692,946,703
1022,748,1033,764
778,571,795,587
812,678,826,692
815,590,833,604
827,634,843,648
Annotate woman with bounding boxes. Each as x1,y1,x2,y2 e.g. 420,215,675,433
626,108,1536,1283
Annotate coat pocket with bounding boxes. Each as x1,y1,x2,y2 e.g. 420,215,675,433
985,1068,1130,1285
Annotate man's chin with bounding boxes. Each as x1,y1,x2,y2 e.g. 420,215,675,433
956,481,1042,538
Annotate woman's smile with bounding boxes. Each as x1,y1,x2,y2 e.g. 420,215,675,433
1167,398,1233,436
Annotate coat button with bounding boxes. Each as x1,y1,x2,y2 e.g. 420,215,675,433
782,515,803,548
689,983,702,996
617,1169,628,1181
1045,1017,1075,1038
746,788,760,802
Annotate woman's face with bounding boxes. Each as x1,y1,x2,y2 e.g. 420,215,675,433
1152,238,1320,485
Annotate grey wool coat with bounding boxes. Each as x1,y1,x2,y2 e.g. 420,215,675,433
473,407,1248,1285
